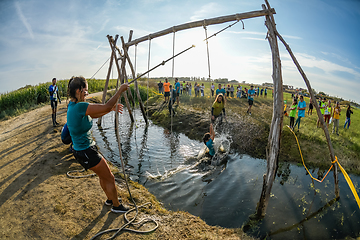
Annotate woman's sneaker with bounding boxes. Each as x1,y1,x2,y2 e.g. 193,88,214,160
111,204,130,213
104,199,122,206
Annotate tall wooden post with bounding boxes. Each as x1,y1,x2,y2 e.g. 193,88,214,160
107,35,135,123
97,35,118,126
269,12,339,196
120,36,148,124
256,3,283,218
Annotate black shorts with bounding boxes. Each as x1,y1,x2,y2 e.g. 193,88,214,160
164,92,170,97
248,99,253,106
72,145,102,170
176,92,180,97
51,100,58,109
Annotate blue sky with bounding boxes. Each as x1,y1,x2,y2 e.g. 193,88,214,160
1,0,360,103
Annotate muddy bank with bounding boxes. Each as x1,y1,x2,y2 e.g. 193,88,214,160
147,95,269,159
0,93,257,239
146,94,360,175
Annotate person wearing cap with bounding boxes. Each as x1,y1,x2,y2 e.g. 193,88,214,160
247,85,255,115
332,102,341,135
49,77,61,126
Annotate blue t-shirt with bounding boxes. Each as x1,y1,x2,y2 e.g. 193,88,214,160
206,138,215,156
49,85,58,101
175,82,180,93
248,89,255,100
67,101,95,151
297,101,306,118
216,88,226,96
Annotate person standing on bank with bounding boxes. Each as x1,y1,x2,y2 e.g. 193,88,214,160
49,78,61,126
174,78,180,105
332,101,341,135
247,85,255,115
344,105,353,129
294,95,306,131
66,76,129,213
163,78,170,102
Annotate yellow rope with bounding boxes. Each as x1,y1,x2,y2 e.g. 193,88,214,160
286,125,332,183
335,156,360,209
152,90,164,96
286,125,360,210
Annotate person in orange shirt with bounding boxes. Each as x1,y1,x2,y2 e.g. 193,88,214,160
163,78,171,102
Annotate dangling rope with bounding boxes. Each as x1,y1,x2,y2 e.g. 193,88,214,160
147,36,151,120
171,28,175,133
203,21,211,80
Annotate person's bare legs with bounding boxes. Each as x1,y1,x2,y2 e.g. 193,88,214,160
90,158,120,207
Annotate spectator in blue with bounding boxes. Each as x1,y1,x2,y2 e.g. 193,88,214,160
264,88,268,97
215,83,226,101
294,95,306,131
158,80,163,94
49,77,61,126
257,86,260,97
260,88,264,96
174,78,181,105
247,85,255,115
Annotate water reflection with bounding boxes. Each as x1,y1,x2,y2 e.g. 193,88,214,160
92,109,360,240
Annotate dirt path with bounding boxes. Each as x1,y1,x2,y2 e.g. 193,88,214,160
0,98,252,239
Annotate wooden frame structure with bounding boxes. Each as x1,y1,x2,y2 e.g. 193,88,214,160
98,0,339,218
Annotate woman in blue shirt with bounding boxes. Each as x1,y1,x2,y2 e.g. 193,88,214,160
203,123,215,159
67,76,129,213
294,95,306,131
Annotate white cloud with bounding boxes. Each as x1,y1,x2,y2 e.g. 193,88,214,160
190,2,221,21
15,1,34,39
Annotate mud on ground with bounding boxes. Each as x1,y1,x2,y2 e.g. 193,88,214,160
0,93,256,239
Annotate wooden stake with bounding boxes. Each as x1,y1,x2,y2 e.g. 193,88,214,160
97,35,118,127
107,35,135,123
256,3,283,218
120,36,148,124
270,18,339,197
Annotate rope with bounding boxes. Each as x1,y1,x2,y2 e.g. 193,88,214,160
91,83,158,240
335,156,360,209
89,57,111,80
171,30,176,133
286,125,333,183
203,24,211,80
203,19,243,42
287,125,360,210
127,45,195,85
147,39,151,120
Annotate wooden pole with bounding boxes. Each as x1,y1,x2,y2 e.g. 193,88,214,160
126,8,276,47
256,3,283,218
120,36,148,124
97,35,118,127
119,31,136,107
107,35,135,123
269,17,339,196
